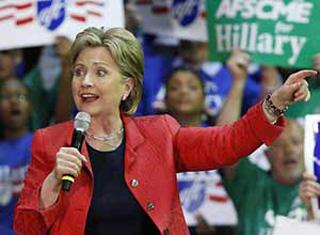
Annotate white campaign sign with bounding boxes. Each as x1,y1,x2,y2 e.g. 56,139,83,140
304,115,320,221
0,0,124,50
134,0,207,42
273,216,320,235
177,170,237,226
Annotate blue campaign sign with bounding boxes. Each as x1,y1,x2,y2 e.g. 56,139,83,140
172,0,200,26
37,0,66,31
313,122,320,206
178,180,207,212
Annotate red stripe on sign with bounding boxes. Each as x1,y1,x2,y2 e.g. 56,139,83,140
136,0,152,5
208,195,229,203
152,6,170,14
0,14,13,21
70,14,86,22
16,17,33,25
15,2,32,10
0,2,32,11
0,4,14,11
75,1,104,7
87,10,102,17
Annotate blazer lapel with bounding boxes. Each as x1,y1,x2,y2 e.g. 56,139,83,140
122,115,145,170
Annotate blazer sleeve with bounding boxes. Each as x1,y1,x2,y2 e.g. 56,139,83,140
164,101,286,172
14,130,64,235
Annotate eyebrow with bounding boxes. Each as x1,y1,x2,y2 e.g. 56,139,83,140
92,62,111,67
73,62,112,68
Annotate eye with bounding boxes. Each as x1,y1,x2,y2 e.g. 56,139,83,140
96,69,107,78
190,84,200,91
73,67,85,78
168,85,179,92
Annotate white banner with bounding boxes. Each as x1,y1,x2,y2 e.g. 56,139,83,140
304,115,320,221
177,170,237,226
0,0,124,50
273,216,320,235
134,0,207,42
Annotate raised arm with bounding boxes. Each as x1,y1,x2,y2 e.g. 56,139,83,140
170,69,317,172
299,173,320,220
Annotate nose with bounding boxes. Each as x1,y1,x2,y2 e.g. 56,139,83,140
179,85,190,95
81,73,93,87
285,141,300,158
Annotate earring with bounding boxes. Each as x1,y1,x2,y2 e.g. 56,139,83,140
122,95,127,101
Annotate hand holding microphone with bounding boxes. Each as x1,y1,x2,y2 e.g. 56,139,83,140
40,112,91,209
54,147,87,191
54,112,91,192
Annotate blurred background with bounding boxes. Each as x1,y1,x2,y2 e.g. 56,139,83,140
1,1,320,234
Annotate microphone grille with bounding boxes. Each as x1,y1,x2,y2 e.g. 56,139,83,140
74,112,91,132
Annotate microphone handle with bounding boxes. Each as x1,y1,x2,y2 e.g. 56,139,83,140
62,130,85,192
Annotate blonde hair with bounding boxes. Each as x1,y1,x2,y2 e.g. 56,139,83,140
70,27,144,115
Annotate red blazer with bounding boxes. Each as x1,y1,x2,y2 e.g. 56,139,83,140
14,103,285,235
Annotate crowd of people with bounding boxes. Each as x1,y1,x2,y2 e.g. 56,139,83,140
1,1,320,235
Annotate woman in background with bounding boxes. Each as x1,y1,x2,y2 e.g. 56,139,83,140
0,79,32,234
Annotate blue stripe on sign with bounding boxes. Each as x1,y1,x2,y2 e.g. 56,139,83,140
313,122,320,206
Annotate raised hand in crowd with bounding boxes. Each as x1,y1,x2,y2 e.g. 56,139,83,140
54,36,74,124
55,36,72,65
226,49,250,81
216,50,249,126
299,173,320,220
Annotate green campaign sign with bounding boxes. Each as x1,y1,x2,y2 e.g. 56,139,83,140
206,0,320,68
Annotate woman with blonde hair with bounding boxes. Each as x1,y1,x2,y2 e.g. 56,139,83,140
14,27,316,235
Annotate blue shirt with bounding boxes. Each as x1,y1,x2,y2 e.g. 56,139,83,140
0,133,32,234
136,38,262,117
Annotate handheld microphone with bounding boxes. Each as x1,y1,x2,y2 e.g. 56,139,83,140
62,112,91,192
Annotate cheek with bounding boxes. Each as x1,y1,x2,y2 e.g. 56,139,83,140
21,102,30,112
71,80,78,96
167,92,178,102
190,91,204,103
0,102,10,111
0,105,10,119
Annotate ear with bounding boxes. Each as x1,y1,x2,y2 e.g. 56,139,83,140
123,77,135,97
264,148,274,166
264,149,271,158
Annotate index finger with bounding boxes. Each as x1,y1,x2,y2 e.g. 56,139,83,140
287,70,318,83
61,147,87,162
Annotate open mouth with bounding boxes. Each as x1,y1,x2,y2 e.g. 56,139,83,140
283,159,297,167
80,93,100,103
11,109,22,116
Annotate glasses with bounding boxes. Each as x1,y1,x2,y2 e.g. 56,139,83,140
0,94,29,102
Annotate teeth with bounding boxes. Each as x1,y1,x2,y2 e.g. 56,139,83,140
81,94,96,98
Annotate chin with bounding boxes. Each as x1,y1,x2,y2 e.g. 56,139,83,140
76,107,99,116
284,173,302,185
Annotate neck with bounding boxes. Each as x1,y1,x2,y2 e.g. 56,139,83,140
88,112,123,136
3,127,27,139
85,112,124,152
171,112,203,127
272,171,300,186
